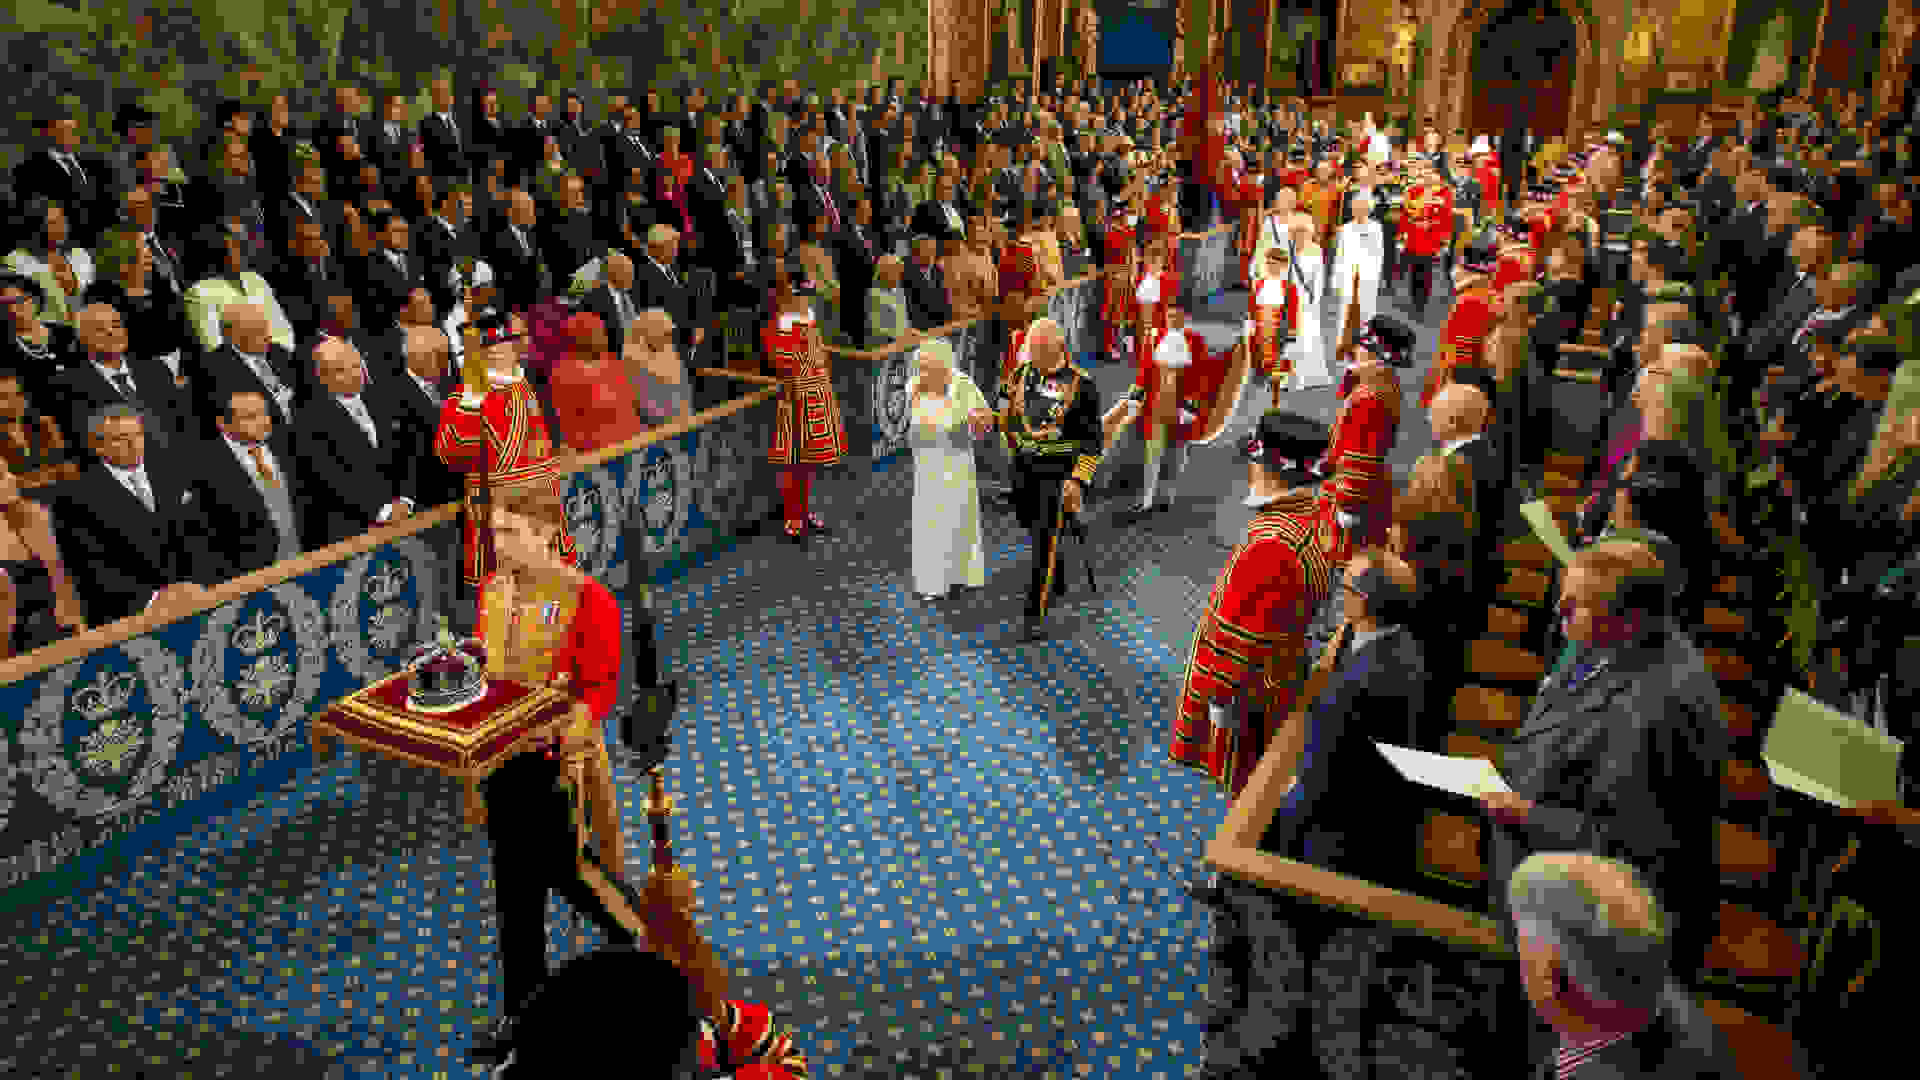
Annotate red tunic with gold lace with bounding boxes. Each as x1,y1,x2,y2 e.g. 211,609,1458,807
476,572,621,723
763,315,847,466
1422,283,1497,407
1133,270,1178,375
435,380,580,586
1320,376,1400,561
1145,192,1179,276
998,238,1041,305
694,998,810,1079
1170,491,1334,798
1247,278,1298,381
1476,159,1503,218
1101,217,1138,357
1492,243,1540,296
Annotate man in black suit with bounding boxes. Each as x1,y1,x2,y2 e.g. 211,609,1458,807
674,88,707,160
541,175,600,287
486,189,552,314
605,103,660,199
579,251,641,356
53,405,216,625
193,302,302,441
421,78,466,181
191,387,305,579
287,335,417,550
1674,115,1721,189
355,210,428,331
686,144,732,269
377,322,465,514
1736,222,1831,421
911,174,968,256
368,93,417,177
48,303,197,454
514,92,560,187
835,196,882,345
115,187,187,311
414,184,479,318
12,110,103,247
558,91,607,191
633,223,703,360
902,232,953,330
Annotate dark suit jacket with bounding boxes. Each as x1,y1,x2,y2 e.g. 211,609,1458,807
52,456,215,624
287,393,417,550
559,120,607,184
486,224,552,312
541,210,600,283
44,355,196,453
413,216,479,304
604,128,658,191
1261,627,1432,892
632,256,694,349
1528,982,1742,1080
12,149,102,244
372,369,464,511
514,117,562,180
355,248,428,327
268,255,349,342
911,199,965,251
1487,629,1726,973
420,113,465,179
702,212,760,310
193,343,302,439
185,435,304,580
834,222,881,341
902,260,952,330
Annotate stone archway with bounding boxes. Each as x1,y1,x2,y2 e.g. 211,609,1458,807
1421,0,1606,142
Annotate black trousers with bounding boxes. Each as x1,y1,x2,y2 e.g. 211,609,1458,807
1011,456,1075,618
481,749,639,1016
1379,217,1401,284
622,522,664,690
1403,253,1441,314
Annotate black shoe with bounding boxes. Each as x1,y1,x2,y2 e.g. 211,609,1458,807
1020,615,1047,641
806,515,833,535
471,1012,520,1062
779,526,807,546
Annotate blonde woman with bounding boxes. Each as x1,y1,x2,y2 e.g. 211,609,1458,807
1286,213,1332,389
905,339,992,600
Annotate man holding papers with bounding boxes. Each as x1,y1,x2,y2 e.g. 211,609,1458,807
1260,548,1429,891
1478,541,1726,1067
1170,411,1335,798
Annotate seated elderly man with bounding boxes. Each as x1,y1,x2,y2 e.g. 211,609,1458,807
624,308,693,427
1507,852,1743,1077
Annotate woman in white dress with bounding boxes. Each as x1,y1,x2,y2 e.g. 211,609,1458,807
906,339,994,601
1285,213,1333,388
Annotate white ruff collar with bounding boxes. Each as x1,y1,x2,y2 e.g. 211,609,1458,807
1255,277,1288,306
1154,328,1192,368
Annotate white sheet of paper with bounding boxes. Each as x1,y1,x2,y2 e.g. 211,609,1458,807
1762,688,1904,808
1373,741,1513,798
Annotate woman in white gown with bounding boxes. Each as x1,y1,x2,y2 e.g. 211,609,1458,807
1285,213,1333,388
906,339,994,600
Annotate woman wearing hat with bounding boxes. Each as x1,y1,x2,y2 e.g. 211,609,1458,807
905,338,992,600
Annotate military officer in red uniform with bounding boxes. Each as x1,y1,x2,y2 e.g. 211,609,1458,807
1471,136,1502,219
1169,410,1336,799
1132,248,1177,374
1321,314,1415,564
1144,180,1180,276
1400,159,1455,317
1117,297,1210,522
998,203,1046,320
1246,245,1298,405
1422,233,1499,407
435,309,580,600
763,274,849,543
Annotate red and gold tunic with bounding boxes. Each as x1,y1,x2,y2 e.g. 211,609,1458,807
998,237,1041,305
1126,325,1209,442
1101,215,1139,357
1320,375,1400,561
435,380,581,586
1301,178,1343,246
763,314,847,466
694,998,810,1079
1247,276,1298,384
1171,491,1334,798
1492,243,1540,295
1422,283,1497,407
1133,269,1178,374
1476,158,1503,218
476,571,622,723
1401,182,1455,257
1236,171,1265,259
1145,192,1180,276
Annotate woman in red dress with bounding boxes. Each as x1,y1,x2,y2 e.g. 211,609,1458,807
762,271,848,544
545,311,647,453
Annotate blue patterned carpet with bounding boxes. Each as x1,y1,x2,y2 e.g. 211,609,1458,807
0,280,1451,1078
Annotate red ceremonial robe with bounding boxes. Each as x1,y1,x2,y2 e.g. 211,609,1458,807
1101,217,1138,358
695,998,811,1079
435,379,580,586
1170,490,1335,798
1321,375,1399,561
1127,325,1210,442
763,315,847,466
1422,283,1497,407
475,572,622,723
1248,278,1298,383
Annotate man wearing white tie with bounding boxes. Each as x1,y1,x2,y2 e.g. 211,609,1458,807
288,336,416,549
1331,190,1385,346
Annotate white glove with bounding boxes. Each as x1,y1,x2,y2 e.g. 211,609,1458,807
459,391,487,409
1242,318,1255,339
1178,407,1198,424
1207,703,1239,733
1336,510,1359,530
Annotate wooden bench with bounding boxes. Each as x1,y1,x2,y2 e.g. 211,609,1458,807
1451,686,1527,734
1466,638,1548,685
